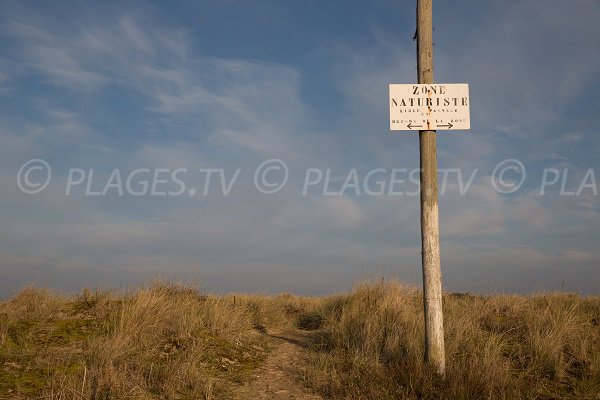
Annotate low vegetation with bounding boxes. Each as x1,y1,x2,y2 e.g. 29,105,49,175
1,280,599,399
303,281,600,399
0,282,273,399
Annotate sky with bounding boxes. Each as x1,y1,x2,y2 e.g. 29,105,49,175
0,0,599,297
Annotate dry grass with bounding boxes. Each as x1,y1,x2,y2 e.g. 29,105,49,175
0,281,273,399
302,280,600,400
1,279,599,399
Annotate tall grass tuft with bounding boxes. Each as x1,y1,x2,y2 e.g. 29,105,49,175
304,280,600,400
0,281,270,399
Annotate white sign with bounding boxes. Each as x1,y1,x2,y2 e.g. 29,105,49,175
389,83,470,131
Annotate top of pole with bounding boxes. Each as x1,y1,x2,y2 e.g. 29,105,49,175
416,0,434,85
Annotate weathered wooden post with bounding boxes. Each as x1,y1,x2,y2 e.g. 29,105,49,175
389,0,471,377
416,0,445,377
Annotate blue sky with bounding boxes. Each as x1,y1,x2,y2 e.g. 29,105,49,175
1,0,599,296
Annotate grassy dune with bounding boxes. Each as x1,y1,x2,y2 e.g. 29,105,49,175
304,281,600,399
1,280,599,399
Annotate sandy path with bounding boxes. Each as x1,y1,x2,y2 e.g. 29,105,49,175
232,330,323,400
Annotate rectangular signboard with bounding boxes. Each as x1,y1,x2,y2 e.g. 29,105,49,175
389,83,470,131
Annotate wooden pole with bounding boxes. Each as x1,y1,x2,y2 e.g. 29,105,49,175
416,0,445,377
